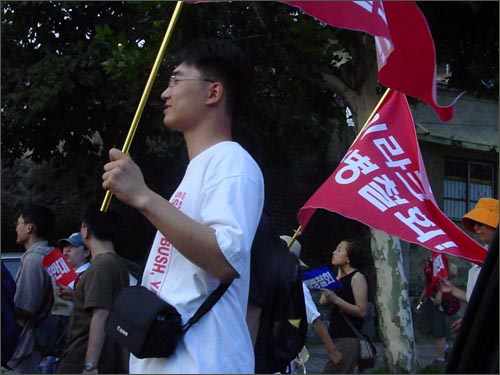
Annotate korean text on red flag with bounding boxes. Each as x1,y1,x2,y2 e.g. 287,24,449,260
298,90,487,266
42,248,78,287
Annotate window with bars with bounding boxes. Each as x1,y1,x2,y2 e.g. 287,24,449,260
444,158,497,220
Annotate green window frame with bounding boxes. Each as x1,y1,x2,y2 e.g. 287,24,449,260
444,158,497,220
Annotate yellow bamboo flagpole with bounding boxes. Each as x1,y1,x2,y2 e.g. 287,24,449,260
350,87,392,145
285,225,302,248
289,88,392,237
101,1,184,212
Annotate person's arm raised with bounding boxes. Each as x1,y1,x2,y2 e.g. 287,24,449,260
102,148,237,283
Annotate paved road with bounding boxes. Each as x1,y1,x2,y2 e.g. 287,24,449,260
303,337,440,373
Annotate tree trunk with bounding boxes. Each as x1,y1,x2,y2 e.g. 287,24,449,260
322,32,420,372
371,228,418,373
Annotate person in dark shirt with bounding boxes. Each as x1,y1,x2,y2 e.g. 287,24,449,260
57,203,129,374
320,238,368,374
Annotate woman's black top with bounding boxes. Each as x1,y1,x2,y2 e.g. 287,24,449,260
328,269,364,339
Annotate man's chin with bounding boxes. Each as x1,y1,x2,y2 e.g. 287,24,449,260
163,121,181,133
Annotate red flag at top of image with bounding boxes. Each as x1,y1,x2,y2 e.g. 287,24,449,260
284,1,460,122
297,90,487,266
43,248,78,287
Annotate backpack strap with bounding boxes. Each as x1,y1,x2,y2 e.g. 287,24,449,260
182,282,231,332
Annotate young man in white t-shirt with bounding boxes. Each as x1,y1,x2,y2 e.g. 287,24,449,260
102,38,264,373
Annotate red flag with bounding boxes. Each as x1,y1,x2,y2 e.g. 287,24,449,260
432,252,448,286
297,90,487,266
424,253,449,297
284,1,460,122
42,248,78,287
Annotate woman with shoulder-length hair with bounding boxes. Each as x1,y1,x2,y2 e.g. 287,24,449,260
320,238,368,374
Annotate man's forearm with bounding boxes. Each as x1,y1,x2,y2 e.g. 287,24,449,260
85,308,110,369
312,318,336,354
450,286,467,303
312,318,342,365
137,192,237,282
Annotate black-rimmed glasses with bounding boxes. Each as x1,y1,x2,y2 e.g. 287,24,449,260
168,75,215,88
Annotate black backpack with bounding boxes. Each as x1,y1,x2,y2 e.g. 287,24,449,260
265,237,308,373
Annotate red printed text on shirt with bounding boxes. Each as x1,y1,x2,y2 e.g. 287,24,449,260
148,191,187,294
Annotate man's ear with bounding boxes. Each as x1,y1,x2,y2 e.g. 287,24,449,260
206,82,224,105
81,225,89,239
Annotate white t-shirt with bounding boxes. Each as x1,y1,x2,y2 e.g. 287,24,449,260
302,283,321,325
130,141,264,374
466,244,488,302
466,264,481,302
68,262,90,289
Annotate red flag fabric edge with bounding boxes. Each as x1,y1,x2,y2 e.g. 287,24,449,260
297,90,487,266
283,1,462,122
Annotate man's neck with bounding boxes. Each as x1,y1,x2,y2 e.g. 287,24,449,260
183,113,232,160
89,241,116,258
25,236,46,251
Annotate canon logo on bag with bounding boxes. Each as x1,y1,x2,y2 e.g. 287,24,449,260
117,325,129,336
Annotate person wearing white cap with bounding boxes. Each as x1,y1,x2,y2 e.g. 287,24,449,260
280,235,343,373
440,197,499,332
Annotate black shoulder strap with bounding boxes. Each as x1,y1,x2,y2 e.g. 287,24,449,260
339,310,363,339
182,282,231,332
137,239,232,333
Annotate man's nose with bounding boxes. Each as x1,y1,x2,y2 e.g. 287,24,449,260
161,87,171,100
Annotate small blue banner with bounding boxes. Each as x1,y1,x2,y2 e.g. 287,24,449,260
302,265,342,291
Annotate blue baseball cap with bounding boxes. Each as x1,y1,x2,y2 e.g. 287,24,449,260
57,232,84,247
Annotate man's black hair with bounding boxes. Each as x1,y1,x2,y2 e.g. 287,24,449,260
176,38,254,117
81,202,121,244
21,203,56,239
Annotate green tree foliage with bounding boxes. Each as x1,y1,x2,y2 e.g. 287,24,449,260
1,1,498,261
1,1,347,170
1,1,349,257
1,2,174,167
2,5,498,370
419,1,499,99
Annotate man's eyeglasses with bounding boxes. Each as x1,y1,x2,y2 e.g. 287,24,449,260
168,75,215,88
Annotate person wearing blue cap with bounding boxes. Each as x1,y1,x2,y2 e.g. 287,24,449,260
39,232,91,373
58,232,91,290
